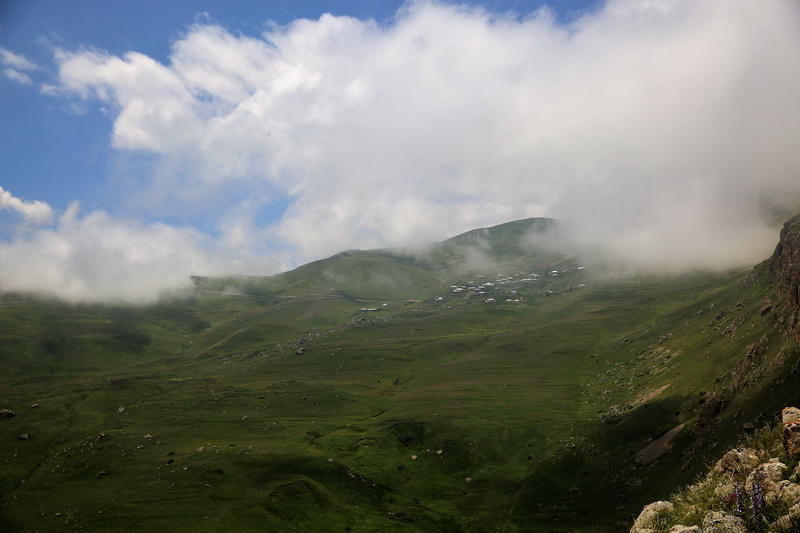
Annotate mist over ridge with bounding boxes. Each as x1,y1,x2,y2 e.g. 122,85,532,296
1,0,799,303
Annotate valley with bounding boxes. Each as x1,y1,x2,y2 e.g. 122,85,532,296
1,217,799,532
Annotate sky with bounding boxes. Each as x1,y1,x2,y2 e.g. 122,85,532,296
0,0,798,303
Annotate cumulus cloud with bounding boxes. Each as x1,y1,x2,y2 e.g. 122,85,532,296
9,0,800,301
49,0,799,271
0,201,281,303
0,185,54,224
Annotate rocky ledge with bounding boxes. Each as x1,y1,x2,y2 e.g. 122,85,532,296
631,407,800,533
769,214,800,340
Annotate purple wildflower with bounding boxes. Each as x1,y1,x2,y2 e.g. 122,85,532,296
751,479,765,517
734,484,744,515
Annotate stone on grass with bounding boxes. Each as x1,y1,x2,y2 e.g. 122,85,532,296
775,480,800,507
712,482,736,502
0,409,15,420
745,462,788,503
701,511,746,533
782,406,800,425
713,448,760,475
769,507,800,533
630,501,673,533
783,421,800,460
668,526,700,533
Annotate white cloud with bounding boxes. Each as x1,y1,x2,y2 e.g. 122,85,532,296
0,186,54,224
3,68,33,85
27,0,800,288
0,47,40,71
0,202,281,303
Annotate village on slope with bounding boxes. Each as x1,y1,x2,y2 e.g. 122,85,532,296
630,406,800,533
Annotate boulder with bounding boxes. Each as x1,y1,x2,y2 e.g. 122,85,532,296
712,482,736,502
769,506,800,533
747,462,789,506
745,462,787,492
782,407,800,425
668,526,700,533
0,409,15,420
783,421,800,460
701,511,747,533
630,501,673,533
713,448,760,476
775,480,800,507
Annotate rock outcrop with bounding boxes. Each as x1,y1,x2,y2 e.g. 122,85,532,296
768,214,800,340
783,407,800,460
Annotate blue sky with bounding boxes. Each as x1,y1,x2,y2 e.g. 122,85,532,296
0,0,798,302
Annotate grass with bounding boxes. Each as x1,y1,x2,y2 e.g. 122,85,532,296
1,220,799,532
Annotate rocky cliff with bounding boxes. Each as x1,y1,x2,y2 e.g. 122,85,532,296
769,214,800,340
630,407,800,533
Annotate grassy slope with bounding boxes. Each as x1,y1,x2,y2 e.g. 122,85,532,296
1,219,798,532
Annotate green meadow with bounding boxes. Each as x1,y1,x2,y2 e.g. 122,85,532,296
2,219,798,532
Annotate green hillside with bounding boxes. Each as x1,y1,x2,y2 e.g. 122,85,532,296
1,217,798,532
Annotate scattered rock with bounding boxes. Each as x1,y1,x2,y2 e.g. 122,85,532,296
630,501,673,533
746,461,788,505
410,455,417,461
668,526,700,533
745,462,788,490
295,347,305,355
701,511,746,533
783,421,800,460
0,409,15,420
782,407,800,425
17,433,29,441
713,448,760,475
95,432,108,441
30,403,39,409
387,511,414,523
96,471,109,479
769,504,800,533
117,406,125,413
144,434,153,439
775,480,800,507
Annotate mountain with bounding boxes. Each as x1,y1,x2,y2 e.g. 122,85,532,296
1,215,798,532
191,217,566,300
